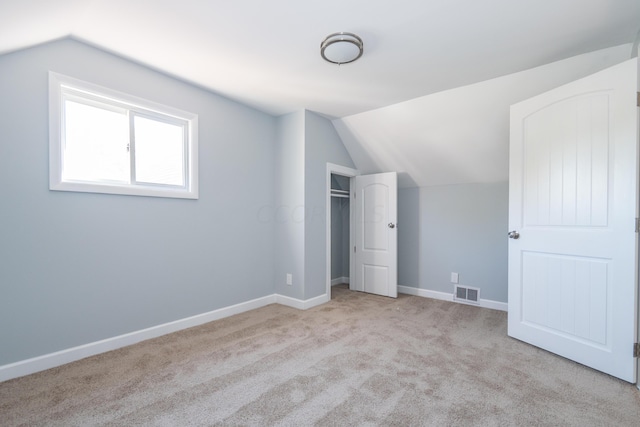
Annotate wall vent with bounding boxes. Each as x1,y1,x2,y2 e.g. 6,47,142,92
454,285,480,305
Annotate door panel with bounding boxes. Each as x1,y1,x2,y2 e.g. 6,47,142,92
508,58,638,382
363,183,390,251
354,172,397,298
521,252,609,346
523,93,610,227
363,264,389,296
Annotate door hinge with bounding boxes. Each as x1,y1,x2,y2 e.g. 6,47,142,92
354,246,356,253
637,92,640,107
636,218,639,233
634,343,640,358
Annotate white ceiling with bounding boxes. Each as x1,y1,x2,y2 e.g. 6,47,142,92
1,0,638,119
333,44,633,188
1,1,638,188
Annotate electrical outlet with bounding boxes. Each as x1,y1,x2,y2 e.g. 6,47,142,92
451,272,459,284
286,273,292,285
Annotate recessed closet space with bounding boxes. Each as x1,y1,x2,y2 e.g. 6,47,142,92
330,174,351,292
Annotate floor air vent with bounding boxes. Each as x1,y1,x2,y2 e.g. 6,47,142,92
454,285,480,305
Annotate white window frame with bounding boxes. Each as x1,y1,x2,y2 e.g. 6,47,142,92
49,72,199,199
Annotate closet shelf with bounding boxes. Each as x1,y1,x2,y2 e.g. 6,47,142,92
330,188,350,199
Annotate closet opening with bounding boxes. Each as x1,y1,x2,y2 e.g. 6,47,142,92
330,173,351,299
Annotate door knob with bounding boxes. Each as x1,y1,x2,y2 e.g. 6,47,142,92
388,223,396,229
508,230,520,239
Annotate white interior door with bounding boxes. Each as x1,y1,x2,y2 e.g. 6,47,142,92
354,172,398,297
508,58,638,382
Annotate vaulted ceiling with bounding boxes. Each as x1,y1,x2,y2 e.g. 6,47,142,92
1,1,639,186
333,44,634,187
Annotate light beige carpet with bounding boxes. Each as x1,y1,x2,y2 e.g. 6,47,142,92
1,285,639,426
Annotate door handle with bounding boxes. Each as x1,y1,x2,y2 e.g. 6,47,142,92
508,230,520,239
388,223,396,229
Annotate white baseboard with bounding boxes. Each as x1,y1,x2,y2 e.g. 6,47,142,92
276,293,330,310
2,286,506,383
398,285,507,312
1,292,328,383
331,277,350,286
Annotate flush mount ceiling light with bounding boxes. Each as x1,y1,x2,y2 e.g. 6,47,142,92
320,32,364,65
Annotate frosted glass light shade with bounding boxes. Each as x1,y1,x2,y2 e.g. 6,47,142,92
321,32,363,65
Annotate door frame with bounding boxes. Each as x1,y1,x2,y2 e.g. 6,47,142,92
326,163,359,298
636,51,640,390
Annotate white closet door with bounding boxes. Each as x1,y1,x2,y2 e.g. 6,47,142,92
354,172,397,298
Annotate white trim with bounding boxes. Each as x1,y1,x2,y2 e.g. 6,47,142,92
398,285,508,312
326,163,359,301
0,283,507,383
331,277,350,286
276,293,330,310
0,292,335,383
0,285,507,382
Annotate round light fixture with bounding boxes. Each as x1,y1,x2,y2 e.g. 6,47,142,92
320,32,363,65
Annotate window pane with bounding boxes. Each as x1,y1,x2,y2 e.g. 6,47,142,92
134,116,185,186
63,100,129,183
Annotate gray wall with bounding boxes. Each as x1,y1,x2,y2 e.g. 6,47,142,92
330,197,344,279
398,187,420,287
341,202,350,278
272,110,355,300
0,39,277,365
398,182,508,303
330,197,350,280
273,111,305,299
304,111,355,299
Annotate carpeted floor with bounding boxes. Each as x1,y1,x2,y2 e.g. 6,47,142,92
1,284,639,426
